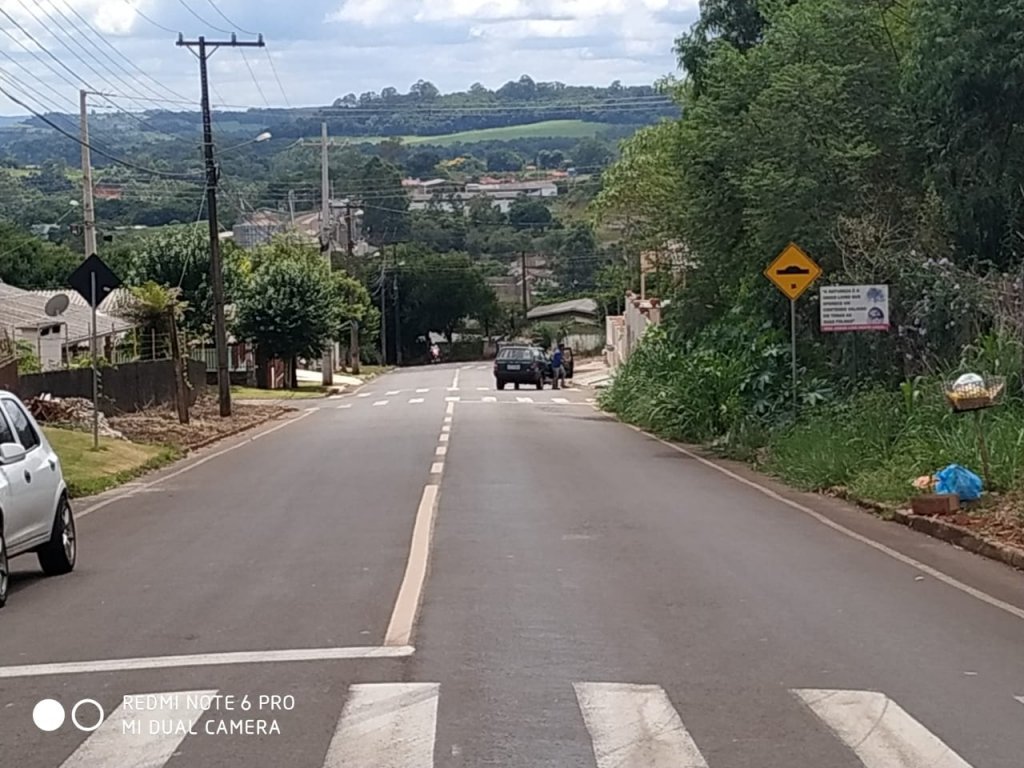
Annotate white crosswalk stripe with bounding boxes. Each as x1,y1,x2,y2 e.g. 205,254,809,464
552,397,569,404
416,388,430,393
60,689,218,768
323,683,439,768
373,401,389,407
357,392,372,398
794,689,973,768
483,396,497,403
336,403,352,409
38,683,994,767
574,683,708,768
516,397,533,403
409,398,425,404
386,390,401,396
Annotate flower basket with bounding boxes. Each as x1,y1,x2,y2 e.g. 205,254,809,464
944,374,1005,413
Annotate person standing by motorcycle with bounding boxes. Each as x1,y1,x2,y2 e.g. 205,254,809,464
430,343,441,364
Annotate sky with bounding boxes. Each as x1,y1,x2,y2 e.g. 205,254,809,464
0,0,698,116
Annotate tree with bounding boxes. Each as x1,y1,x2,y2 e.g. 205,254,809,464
351,157,410,245
121,282,185,360
410,79,440,100
486,149,524,172
406,149,442,178
905,0,1024,269
508,196,553,231
554,222,600,292
0,223,79,289
570,138,614,170
399,252,497,345
537,149,565,170
233,241,338,385
125,227,246,338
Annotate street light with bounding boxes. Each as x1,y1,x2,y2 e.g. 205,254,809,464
218,131,272,152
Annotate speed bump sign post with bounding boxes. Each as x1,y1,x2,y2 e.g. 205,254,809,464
764,242,822,408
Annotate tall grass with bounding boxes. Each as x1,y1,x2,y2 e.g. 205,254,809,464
602,326,1024,506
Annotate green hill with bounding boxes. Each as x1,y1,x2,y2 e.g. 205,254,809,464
401,120,608,146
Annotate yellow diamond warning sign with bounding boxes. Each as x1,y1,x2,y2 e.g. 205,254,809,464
764,242,822,301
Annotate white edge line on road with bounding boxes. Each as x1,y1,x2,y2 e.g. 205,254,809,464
76,409,316,520
612,411,1024,622
0,645,415,679
385,484,441,646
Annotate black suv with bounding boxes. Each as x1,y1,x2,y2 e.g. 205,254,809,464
494,345,547,390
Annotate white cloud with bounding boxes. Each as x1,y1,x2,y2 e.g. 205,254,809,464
0,0,697,115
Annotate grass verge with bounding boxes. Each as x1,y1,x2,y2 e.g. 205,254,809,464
44,428,180,498
232,383,329,400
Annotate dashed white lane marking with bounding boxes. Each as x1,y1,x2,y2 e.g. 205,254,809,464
439,433,449,442
357,392,373,398
574,683,709,768
445,396,461,402
323,683,440,768
476,386,489,391
441,425,451,433
409,398,425,404
435,446,447,456
1016,695,1024,706
516,397,533,403
337,403,352,410
552,397,569,404
430,462,444,474
373,400,389,407
483,396,497,403
0,646,414,679
385,485,441,646
793,689,973,768
447,387,460,392
59,689,218,768
416,388,430,393
386,390,401,396
328,394,345,400
305,406,321,412
446,401,455,415
444,416,452,423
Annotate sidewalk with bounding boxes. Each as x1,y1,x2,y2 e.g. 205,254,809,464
572,358,614,389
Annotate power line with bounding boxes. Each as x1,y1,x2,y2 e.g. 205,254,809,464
205,0,258,35
122,0,180,35
178,0,233,35
239,49,269,108
55,0,193,104
264,48,291,108
0,85,202,180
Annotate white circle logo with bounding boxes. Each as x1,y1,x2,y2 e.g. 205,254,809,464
32,699,66,732
71,699,104,732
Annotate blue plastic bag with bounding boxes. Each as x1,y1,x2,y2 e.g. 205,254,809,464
934,464,983,501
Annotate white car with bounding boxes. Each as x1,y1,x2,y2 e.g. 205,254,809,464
0,391,76,608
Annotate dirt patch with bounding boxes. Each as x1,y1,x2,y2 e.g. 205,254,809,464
109,396,294,451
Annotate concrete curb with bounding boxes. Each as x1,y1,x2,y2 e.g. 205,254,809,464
597,404,1024,573
890,509,1024,571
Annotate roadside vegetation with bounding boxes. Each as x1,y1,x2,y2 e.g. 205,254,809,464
596,0,1024,533
44,428,178,498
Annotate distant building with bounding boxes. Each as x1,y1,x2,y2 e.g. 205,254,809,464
232,200,366,251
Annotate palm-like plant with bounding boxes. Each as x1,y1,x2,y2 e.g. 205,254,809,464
122,282,186,361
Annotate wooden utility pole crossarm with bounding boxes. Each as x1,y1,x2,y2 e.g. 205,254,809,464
176,33,265,417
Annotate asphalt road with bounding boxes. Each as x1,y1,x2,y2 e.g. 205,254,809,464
1,362,1022,767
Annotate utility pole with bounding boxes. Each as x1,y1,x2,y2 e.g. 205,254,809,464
520,250,529,312
79,90,99,258
177,33,265,417
393,263,401,366
379,252,387,365
320,121,333,386
345,201,359,374
287,189,295,225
